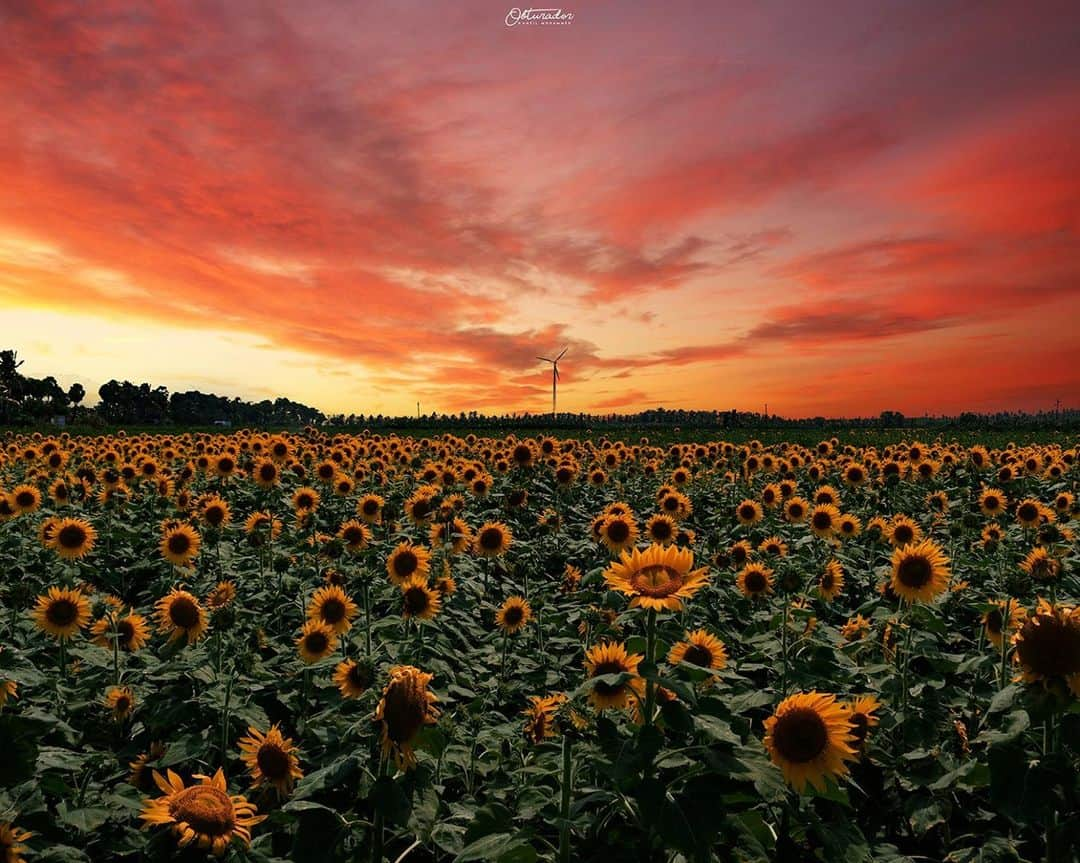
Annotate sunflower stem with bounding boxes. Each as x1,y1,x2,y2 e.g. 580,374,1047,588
362,577,373,657
372,752,387,863
558,733,573,863
643,608,657,726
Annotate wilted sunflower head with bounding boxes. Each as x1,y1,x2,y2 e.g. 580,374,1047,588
375,666,440,769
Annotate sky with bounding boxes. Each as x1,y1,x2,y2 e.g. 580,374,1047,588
1,1,1078,418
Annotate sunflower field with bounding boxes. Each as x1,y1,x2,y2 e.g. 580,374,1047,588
0,430,1078,863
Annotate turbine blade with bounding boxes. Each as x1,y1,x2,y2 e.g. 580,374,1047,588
537,356,553,362
556,346,568,360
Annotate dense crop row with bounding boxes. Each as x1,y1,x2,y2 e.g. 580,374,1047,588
0,430,1077,862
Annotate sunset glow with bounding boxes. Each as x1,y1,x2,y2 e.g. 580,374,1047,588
2,2,1078,416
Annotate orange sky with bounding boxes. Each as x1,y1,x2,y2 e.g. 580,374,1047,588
1,1,1078,417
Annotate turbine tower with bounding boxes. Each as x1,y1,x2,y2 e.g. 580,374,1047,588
537,347,567,418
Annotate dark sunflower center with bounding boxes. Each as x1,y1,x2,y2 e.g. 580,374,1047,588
320,598,346,624
362,500,379,515
169,597,200,629
897,556,933,588
297,494,315,509
663,497,679,512
739,505,757,520
812,512,832,530
118,619,136,645
411,500,431,519
745,571,767,593
630,565,683,597
348,664,371,689
1016,616,1080,678
821,573,835,590
343,527,366,545
606,520,630,542
58,524,88,549
1018,503,1038,522
206,506,225,526
15,491,35,507
169,786,235,836
304,631,330,653
986,609,1004,634
894,526,913,543
503,606,524,626
393,551,418,578
651,521,673,541
683,644,712,666
788,504,804,519
46,598,79,626
404,587,430,615
772,707,829,764
256,744,292,779
479,528,503,550
168,533,192,555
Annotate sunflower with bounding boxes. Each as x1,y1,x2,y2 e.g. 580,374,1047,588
238,725,303,796
758,535,788,557
1019,547,1061,582
496,596,532,634
91,610,151,652
155,589,208,645
808,503,840,538
386,542,432,586
201,495,231,529
244,511,281,544
307,585,357,634
842,695,881,753
981,523,1004,547
296,620,336,664
735,498,764,526
763,692,857,792
375,665,440,769
737,563,773,599
105,685,136,722
50,516,97,560
818,559,844,601
524,693,567,744
659,490,692,520
644,513,677,545
251,459,281,489
978,487,1008,518
0,822,31,863
583,641,643,711
32,586,91,640
404,485,439,525
784,497,809,523
1015,497,1045,529
474,521,513,557
1012,600,1080,696
401,575,441,620
430,517,473,554
140,768,265,856
206,581,237,612
11,484,42,515
161,524,201,566
884,514,920,548
291,486,320,513
841,614,871,641
599,513,638,554
129,742,168,791
838,514,862,538
333,658,373,699
890,539,951,603
983,599,1026,649
603,543,709,612
668,629,727,671
1,679,18,709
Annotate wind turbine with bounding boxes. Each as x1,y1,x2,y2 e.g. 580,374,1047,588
537,347,567,417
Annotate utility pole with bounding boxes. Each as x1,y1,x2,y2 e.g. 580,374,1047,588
417,401,420,419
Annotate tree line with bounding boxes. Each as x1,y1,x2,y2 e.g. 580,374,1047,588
1,348,1075,431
